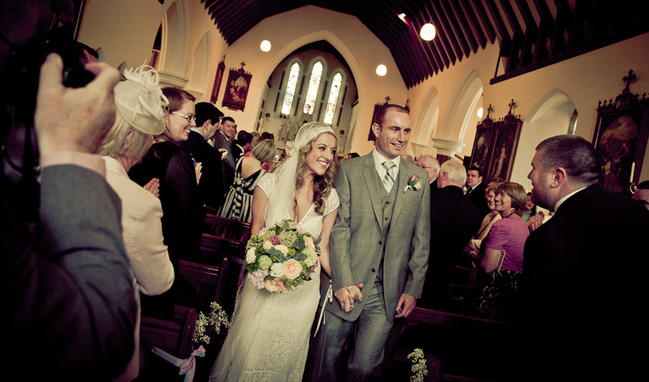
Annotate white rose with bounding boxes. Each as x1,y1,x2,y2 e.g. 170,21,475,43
263,241,273,251
246,248,256,264
274,244,289,255
270,263,284,278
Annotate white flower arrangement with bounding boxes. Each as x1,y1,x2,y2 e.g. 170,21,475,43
192,302,230,345
407,348,428,382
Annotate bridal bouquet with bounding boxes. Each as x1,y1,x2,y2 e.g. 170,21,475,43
245,219,320,293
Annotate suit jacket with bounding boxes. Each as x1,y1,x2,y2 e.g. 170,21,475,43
511,184,649,381
466,182,490,217
2,165,137,380
231,143,245,161
421,185,481,309
326,153,430,322
213,131,235,192
181,131,225,209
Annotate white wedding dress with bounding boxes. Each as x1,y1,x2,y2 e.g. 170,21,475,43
210,173,339,382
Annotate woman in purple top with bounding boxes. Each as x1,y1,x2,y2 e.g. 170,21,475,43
470,182,530,320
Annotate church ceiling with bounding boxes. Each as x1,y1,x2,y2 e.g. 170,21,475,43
201,0,649,88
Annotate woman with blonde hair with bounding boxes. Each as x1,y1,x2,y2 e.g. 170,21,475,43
98,64,174,381
218,138,276,223
210,122,339,381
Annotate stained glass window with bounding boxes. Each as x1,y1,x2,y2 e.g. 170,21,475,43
281,62,300,116
324,72,343,124
303,61,323,115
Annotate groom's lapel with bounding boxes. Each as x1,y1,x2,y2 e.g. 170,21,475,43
362,154,384,231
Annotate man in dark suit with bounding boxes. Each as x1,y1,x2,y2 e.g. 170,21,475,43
420,159,481,310
311,104,430,381
214,116,237,192
465,166,490,217
510,135,649,381
416,154,440,196
231,130,253,160
181,102,225,210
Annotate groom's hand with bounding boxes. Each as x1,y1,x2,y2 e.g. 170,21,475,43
334,284,363,312
395,293,417,318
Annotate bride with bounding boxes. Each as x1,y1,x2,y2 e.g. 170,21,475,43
210,122,339,381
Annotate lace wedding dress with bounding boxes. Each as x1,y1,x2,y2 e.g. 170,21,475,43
209,172,339,382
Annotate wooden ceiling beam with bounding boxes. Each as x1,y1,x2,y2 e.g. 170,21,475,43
431,0,464,61
460,0,489,50
448,0,479,54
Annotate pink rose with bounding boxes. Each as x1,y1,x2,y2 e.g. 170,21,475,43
264,278,285,293
269,234,281,246
283,259,303,280
303,236,316,251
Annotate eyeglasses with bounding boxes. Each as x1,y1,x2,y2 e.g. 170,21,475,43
171,111,196,122
417,164,432,169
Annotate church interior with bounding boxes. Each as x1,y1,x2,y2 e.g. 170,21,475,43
56,0,649,380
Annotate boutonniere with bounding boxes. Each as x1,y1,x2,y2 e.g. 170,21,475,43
404,175,422,192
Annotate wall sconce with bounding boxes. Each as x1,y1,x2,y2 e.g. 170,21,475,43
260,40,271,52
420,23,436,41
376,64,387,76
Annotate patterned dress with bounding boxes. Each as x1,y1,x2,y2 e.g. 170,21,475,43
218,156,266,223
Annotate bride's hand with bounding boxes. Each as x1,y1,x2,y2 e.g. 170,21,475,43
334,284,363,312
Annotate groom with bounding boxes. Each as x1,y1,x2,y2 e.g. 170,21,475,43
310,104,430,381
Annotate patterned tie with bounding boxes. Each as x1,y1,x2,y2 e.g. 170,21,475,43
382,161,397,194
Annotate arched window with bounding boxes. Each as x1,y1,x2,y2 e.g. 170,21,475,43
303,61,323,115
324,72,343,125
281,62,300,116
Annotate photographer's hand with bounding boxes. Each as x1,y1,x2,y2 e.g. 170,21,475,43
35,53,120,157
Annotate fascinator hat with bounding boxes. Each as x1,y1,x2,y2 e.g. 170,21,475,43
265,122,336,226
114,65,168,135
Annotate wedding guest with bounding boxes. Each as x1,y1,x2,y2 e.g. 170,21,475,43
470,182,529,321
217,139,276,223
129,87,204,319
181,102,225,210
214,116,237,192
510,135,649,381
466,166,490,218
210,122,339,381
98,64,175,381
465,180,503,260
232,130,253,160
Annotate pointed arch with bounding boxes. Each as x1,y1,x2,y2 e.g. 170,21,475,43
186,31,211,98
510,88,577,187
281,59,303,116
157,0,190,88
324,69,345,125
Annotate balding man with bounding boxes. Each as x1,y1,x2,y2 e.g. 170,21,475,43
510,135,649,381
416,154,440,192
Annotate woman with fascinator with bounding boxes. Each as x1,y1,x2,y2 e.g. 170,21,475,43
129,86,205,319
210,122,339,381
98,65,174,381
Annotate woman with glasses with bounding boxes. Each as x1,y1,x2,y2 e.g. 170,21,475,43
129,87,205,319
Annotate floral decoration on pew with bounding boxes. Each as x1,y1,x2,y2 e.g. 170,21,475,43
152,302,230,382
245,219,321,293
407,348,428,382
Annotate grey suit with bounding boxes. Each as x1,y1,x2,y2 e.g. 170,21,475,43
311,153,430,380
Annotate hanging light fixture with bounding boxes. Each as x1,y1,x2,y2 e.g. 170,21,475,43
477,107,484,118
376,64,387,76
420,23,436,41
260,40,271,52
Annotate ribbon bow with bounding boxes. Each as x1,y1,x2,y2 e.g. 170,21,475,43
152,345,206,382
313,280,333,336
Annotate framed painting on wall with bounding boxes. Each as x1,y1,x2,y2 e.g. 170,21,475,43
487,115,522,182
593,70,649,196
210,59,226,104
469,119,495,174
222,67,252,112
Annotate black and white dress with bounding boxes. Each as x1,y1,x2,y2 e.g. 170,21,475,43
218,156,266,223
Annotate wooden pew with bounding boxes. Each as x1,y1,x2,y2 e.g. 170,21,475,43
382,307,508,381
174,258,229,313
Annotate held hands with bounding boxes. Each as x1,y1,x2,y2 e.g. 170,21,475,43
35,53,121,157
395,293,417,318
334,283,364,312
